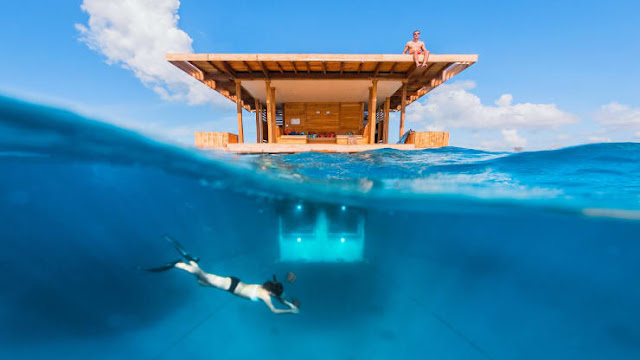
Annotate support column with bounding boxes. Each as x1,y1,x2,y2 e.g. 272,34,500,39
383,97,390,144
369,79,378,144
235,80,244,143
367,87,373,143
255,99,261,143
399,80,408,140
271,87,277,140
265,80,273,143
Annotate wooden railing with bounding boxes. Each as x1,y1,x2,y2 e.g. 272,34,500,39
405,131,449,148
195,132,238,149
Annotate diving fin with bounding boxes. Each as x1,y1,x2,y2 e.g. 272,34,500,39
140,259,182,272
163,235,200,263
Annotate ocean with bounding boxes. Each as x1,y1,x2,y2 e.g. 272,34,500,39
1,95,639,359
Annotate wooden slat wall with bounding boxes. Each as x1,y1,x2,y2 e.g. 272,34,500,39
406,131,449,148
306,103,339,131
195,132,238,149
284,102,363,134
340,103,364,133
284,103,306,132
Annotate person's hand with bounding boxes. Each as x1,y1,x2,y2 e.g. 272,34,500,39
291,306,299,314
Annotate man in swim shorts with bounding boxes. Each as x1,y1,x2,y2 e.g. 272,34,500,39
403,30,429,68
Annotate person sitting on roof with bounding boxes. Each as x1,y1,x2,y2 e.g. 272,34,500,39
403,30,429,68
143,235,300,315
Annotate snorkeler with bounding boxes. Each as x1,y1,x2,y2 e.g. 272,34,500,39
144,235,299,315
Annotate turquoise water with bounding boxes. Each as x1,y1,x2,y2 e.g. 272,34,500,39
1,95,640,359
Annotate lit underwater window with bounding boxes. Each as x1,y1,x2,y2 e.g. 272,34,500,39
277,202,365,262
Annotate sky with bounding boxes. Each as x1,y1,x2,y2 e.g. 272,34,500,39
0,0,639,150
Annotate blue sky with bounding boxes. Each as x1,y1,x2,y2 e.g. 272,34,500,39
1,0,639,150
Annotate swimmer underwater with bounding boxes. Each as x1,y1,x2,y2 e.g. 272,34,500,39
143,235,300,314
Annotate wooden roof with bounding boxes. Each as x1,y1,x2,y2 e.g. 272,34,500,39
166,53,477,112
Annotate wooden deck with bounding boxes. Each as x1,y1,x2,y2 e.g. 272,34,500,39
224,143,417,154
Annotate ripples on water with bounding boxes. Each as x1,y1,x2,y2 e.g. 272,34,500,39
1,95,640,359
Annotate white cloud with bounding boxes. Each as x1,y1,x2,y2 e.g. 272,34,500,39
407,81,578,130
588,136,612,143
76,0,225,106
501,129,527,148
594,102,640,130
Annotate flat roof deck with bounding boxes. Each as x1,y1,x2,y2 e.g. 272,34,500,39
167,53,477,110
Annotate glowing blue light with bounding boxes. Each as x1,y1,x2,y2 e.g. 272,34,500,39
297,238,302,242
341,238,345,243
296,204,303,211
341,205,346,211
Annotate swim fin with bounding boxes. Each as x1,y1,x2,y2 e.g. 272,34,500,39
140,259,182,272
163,235,200,263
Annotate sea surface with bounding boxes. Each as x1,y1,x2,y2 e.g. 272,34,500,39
1,95,640,359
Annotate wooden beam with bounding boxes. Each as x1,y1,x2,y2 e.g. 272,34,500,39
321,61,327,75
373,62,382,77
175,61,204,80
383,97,390,144
221,61,238,77
369,79,378,144
242,61,254,74
169,53,478,63
305,61,311,73
388,62,398,74
274,61,284,73
290,61,298,74
357,62,363,74
405,63,418,78
258,61,269,79
266,80,273,143
399,80,407,139
339,62,344,75
235,80,244,143
215,72,406,80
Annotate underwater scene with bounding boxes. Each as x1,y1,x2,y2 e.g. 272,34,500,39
1,95,640,359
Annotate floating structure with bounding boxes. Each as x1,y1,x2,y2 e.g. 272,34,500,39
167,53,477,153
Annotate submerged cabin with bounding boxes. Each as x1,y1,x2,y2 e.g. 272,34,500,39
167,53,477,153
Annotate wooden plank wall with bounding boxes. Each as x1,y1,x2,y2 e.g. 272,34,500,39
340,103,364,133
284,102,363,134
405,131,449,148
195,132,238,149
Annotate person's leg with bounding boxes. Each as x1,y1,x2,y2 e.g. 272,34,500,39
412,51,420,67
174,261,230,289
421,51,430,67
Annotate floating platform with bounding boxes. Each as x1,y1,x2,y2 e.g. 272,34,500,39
224,143,417,154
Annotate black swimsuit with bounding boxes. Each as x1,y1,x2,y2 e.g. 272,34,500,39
228,276,240,294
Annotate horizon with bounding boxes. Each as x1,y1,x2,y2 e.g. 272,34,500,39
1,0,639,151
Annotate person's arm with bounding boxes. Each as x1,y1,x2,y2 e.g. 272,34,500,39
264,296,299,314
421,43,429,66
402,43,409,54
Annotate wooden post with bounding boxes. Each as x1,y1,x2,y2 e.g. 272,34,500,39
271,87,277,141
258,103,264,143
383,97,390,143
265,80,273,143
399,80,407,139
255,98,261,143
235,80,244,143
369,79,378,144
367,87,373,142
